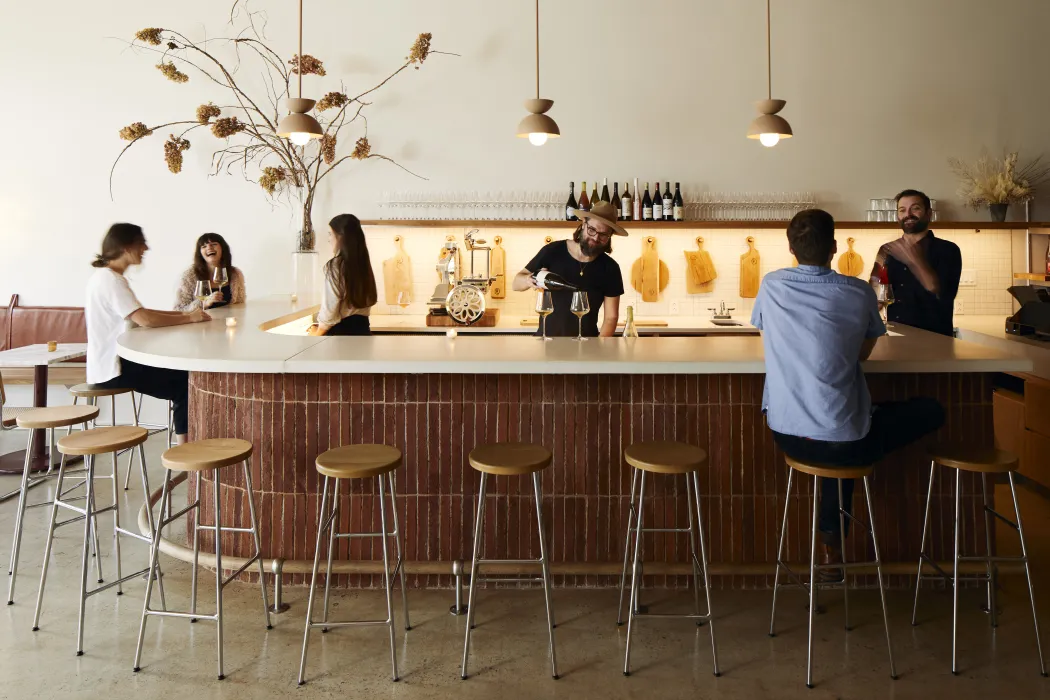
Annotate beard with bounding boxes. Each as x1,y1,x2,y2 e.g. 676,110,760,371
900,215,930,234
574,228,611,256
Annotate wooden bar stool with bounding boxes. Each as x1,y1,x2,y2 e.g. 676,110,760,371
912,444,1046,676
298,444,410,686
32,425,162,656
133,438,271,680
460,441,558,681
7,405,100,605
769,456,895,688
619,440,719,678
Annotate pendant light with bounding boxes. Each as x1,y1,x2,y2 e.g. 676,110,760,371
277,0,323,146
516,0,560,146
747,0,792,147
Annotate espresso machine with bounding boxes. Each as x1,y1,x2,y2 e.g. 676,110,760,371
1006,285,1050,339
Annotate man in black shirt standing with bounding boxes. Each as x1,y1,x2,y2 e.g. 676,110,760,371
870,189,962,336
512,200,626,337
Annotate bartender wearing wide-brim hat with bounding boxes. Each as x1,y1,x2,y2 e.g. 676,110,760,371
511,200,628,337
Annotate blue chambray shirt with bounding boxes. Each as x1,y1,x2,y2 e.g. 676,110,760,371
750,265,886,442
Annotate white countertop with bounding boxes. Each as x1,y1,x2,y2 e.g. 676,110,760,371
0,343,87,367
116,297,1034,375
955,315,1050,380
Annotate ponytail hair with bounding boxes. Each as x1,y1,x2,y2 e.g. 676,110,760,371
92,223,145,268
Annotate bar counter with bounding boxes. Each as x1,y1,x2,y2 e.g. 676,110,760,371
118,298,1032,589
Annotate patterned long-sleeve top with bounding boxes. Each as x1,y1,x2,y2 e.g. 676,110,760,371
173,266,246,311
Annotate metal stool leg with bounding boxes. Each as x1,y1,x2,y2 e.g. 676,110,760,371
838,478,850,631
75,455,97,656
532,471,558,679
32,444,71,631
616,467,640,626
691,470,719,676
623,470,647,676
377,474,400,682
122,393,139,491
243,461,272,629
1008,472,1048,676
952,466,961,675
980,473,998,627
912,461,936,626
685,472,703,622
806,475,820,689
320,479,339,632
388,471,411,631
213,468,225,680
190,472,201,622
137,443,166,611
863,475,896,680
109,397,124,596
7,430,35,604
461,472,488,680
298,476,331,686
769,468,794,637
133,471,170,673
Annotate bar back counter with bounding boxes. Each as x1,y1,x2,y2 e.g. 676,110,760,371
118,298,1032,589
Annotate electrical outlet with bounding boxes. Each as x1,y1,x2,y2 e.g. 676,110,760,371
954,299,964,314
959,269,977,287
669,301,680,315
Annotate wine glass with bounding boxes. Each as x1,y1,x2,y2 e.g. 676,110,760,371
535,290,554,341
212,266,229,289
194,280,212,310
875,282,895,327
570,291,590,342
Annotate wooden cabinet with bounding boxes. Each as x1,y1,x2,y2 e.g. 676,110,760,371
995,379,1050,485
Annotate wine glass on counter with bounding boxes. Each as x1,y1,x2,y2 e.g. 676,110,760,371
875,280,895,327
536,290,554,341
570,291,590,342
194,280,212,310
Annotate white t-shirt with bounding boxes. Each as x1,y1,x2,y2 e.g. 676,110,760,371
317,266,371,327
85,267,143,383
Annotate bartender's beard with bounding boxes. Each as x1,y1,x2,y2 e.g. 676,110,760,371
900,214,930,234
573,226,612,256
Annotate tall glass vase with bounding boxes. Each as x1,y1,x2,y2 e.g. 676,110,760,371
292,198,321,302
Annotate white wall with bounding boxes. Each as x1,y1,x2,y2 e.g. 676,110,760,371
2,0,1048,309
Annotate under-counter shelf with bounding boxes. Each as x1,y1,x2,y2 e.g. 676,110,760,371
361,219,1045,230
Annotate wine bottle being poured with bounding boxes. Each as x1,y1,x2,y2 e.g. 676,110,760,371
533,270,582,292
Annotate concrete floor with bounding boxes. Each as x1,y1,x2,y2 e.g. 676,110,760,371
1,433,1049,699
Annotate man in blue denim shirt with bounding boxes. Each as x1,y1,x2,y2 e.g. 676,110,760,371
752,209,944,579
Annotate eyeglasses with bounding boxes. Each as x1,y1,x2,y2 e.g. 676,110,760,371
584,222,613,241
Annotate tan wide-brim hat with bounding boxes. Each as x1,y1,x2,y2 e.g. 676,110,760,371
571,200,629,237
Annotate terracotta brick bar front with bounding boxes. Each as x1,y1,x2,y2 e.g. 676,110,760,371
186,371,993,589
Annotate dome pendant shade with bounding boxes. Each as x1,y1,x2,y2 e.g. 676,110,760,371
278,97,323,144
516,99,560,144
746,99,792,146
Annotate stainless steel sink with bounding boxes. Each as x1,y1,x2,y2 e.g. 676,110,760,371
711,319,742,326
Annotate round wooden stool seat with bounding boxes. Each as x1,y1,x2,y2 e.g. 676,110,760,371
469,442,551,476
68,383,132,399
58,426,149,456
316,444,401,479
162,438,253,472
16,405,100,430
929,444,1018,474
625,440,707,474
784,456,874,480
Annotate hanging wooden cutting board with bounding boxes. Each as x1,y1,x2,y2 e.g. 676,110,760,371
382,235,413,306
837,237,865,277
489,235,506,299
740,236,761,298
630,236,670,302
685,236,717,294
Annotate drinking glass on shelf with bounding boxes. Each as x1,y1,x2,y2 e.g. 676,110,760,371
194,280,212,310
536,290,554,341
212,266,229,290
570,291,590,342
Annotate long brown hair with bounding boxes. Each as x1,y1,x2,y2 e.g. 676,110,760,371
326,214,377,310
92,223,145,267
192,233,233,281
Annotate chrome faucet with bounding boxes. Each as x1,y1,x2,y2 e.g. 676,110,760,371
707,302,735,320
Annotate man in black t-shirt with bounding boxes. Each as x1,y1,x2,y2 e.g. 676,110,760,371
512,201,627,337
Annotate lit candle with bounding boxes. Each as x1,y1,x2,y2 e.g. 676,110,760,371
446,329,458,338
226,318,237,328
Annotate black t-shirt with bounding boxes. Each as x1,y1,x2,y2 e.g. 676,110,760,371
525,240,624,336
885,231,961,337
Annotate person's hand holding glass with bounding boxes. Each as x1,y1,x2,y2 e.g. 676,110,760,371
536,290,553,341
570,291,590,341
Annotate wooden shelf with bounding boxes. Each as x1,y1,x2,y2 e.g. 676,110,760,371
361,219,1046,230
1014,273,1050,281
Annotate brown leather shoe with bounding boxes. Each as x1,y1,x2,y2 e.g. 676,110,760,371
819,544,844,584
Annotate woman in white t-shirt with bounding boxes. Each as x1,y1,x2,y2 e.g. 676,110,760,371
307,214,377,336
85,223,210,444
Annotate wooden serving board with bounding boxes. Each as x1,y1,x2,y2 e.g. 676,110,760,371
426,309,500,327
489,235,506,299
382,235,413,306
837,237,865,277
685,237,717,294
630,236,670,302
740,236,760,298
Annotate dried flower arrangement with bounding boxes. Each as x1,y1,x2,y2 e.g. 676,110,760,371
112,2,450,251
948,151,1050,209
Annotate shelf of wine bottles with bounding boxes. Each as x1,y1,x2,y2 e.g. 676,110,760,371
360,219,1037,230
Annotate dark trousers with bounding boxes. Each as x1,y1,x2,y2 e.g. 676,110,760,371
772,397,946,545
97,359,189,434
326,315,370,336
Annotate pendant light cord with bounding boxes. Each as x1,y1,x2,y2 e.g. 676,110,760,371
765,0,772,100
535,0,540,99
298,0,304,99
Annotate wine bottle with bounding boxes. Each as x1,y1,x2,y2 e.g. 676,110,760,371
621,181,632,221
600,178,611,205
642,182,653,221
611,181,621,219
622,305,639,338
534,270,582,292
565,182,578,221
590,181,599,208
673,182,684,221
652,182,663,221
632,178,641,221
579,181,590,212
662,182,674,221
